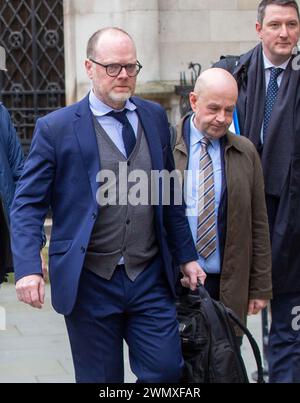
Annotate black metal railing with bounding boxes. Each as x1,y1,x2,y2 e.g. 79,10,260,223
175,62,201,117
0,0,65,154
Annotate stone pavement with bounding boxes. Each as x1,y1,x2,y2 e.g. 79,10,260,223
0,283,265,383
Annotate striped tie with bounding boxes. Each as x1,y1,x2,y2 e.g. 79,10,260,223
196,137,217,259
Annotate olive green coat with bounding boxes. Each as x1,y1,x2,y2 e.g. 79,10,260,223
174,116,272,332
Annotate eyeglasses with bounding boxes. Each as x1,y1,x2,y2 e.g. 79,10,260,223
89,58,143,77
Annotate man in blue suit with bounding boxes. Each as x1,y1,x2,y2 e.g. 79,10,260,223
10,27,205,383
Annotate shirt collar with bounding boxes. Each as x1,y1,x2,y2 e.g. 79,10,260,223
262,51,290,71
88,89,137,116
190,113,219,149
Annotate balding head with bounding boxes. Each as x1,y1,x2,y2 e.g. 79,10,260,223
189,68,238,140
86,27,136,59
194,68,238,101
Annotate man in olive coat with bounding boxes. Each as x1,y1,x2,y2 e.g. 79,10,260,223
173,68,272,340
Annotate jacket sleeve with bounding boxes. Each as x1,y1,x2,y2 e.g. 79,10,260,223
249,147,273,300
10,118,55,281
1,105,24,186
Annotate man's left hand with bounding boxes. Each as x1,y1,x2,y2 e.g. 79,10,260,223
248,299,268,315
180,261,206,290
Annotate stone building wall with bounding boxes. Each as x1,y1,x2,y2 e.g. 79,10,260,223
63,0,299,123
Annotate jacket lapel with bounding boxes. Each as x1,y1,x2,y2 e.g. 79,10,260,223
73,95,100,205
173,115,189,179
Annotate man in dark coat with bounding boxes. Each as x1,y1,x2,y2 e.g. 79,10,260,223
214,0,300,383
0,102,24,284
0,45,24,284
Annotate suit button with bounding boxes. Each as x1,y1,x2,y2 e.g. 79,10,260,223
122,246,127,252
81,246,86,253
126,219,130,225
92,213,97,219
127,161,131,166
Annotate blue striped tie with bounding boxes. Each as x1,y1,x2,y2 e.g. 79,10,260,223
196,137,217,259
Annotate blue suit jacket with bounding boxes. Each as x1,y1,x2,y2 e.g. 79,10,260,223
10,94,198,315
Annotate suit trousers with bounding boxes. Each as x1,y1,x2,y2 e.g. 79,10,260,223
64,255,183,383
268,292,300,383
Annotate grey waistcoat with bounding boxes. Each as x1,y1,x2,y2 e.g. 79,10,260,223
84,116,158,280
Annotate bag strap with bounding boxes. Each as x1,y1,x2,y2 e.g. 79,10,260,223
226,307,265,383
197,284,264,383
196,284,227,341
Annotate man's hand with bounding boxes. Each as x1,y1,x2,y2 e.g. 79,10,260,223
16,275,45,309
248,299,268,315
180,261,206,290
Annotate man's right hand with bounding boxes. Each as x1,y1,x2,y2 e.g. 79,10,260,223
16,275,45,309
180,261,206,290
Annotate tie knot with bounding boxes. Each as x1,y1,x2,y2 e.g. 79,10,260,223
270,67,283,80
107,109,128,125
200,137,210,149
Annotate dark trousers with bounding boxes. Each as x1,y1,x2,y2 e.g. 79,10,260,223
65,256,183,383
268,292,300,383
265,194,300,382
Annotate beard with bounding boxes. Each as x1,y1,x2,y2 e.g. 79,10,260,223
109,88,133,104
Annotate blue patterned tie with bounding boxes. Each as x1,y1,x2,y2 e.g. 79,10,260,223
108,110,136,158
263,67,283,139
